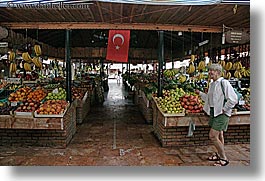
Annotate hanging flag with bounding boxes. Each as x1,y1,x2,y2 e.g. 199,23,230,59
106,30,130,63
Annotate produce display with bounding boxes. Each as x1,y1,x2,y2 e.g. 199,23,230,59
26,87,47,101
46,87,66,100
0,104,18,115
179,94,203,113
8,86,32,102
15,100,41,113
154,88,186,114
72,87,86,100
35,100,69,115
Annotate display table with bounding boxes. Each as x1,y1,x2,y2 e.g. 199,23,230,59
138,90,153,124
151,97,250,147
74,91,91,124
0,102,77,148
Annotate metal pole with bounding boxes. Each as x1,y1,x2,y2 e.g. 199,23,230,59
65,29,72,102
157,30,164,97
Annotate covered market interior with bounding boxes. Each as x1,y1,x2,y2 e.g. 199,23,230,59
0,0,250,166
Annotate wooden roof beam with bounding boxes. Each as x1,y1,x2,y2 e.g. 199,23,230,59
0,22,225,33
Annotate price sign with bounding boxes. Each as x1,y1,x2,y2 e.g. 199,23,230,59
225,30,250,44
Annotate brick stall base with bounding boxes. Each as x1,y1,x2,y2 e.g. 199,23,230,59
152,98,250,147
0,103,76,148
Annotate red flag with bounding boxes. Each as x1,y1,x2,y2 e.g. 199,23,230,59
106,30,130,63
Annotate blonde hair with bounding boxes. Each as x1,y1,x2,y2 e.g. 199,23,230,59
208,63,223,73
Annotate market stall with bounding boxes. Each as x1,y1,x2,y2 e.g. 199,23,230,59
151,97,250,147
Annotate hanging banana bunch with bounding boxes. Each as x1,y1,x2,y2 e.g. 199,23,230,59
240,67,250,77
207,60,212,68
186,62,195,74
224,71,232,79
218,60,226,68
34,44,42,56
234,70,242,79
8,51,16,62
190,54,195,62
178,74,187,83
198,72,205,80
224,61,233,71
197,60,206,71
22,52,32,63
32,56,43,69
232,61,242,70
9,62,17,74
24,62,32,72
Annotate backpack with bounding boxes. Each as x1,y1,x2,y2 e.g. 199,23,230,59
220,79,242,105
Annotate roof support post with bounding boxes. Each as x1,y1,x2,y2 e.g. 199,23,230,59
157,30,164,97
65,29,72,103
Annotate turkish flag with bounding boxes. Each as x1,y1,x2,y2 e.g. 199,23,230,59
106,30,130,63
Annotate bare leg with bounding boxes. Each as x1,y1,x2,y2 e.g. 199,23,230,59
209,128,227,160
219,131,224,145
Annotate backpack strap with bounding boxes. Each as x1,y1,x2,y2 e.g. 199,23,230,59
220,79,227,105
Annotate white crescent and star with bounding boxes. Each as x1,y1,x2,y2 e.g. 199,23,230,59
112,33,125,50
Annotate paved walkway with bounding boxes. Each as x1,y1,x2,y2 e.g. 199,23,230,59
0,79,250,166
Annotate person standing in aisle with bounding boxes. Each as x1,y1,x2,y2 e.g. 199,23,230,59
117,70,122,84
195,63,238,166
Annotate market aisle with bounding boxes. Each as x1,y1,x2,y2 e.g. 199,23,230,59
0,79,250,166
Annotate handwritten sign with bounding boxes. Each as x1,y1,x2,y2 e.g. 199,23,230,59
225,30,250,44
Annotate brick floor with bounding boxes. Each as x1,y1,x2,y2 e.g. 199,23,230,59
0,79,250,166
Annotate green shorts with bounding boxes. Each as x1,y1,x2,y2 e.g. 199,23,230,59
209,108,229,131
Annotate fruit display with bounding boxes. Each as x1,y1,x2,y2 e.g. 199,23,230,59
0,81,8,90
154,88,186,114
163,69,179,78
15,100,41,113
35,100,69,115
43,83,60,90
8,86,32,102
179,94,204,114
0,105,18,115
72,87,86,100
177,74,187,83
6,84,21,91
26,87,47,102
46,87,66,100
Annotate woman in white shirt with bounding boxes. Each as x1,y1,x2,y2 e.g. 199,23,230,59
195,63,238,166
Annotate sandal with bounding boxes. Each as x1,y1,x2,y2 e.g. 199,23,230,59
214,158,230,166
207,152,220,161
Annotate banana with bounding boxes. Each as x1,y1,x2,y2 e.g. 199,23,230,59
8,51,16,62
178,74,187,83
9,63,17,73
32,56,42,69
198,73,204,80
197,61,206,71
24,62,32,72
234,70,242,79
34,45,42,56
207,60,212,68
219,60,226,68
187,63,195,74
22,52,32,63
235,62,242,70
225,62,233,71
225,72,231,79
190,55,195,62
